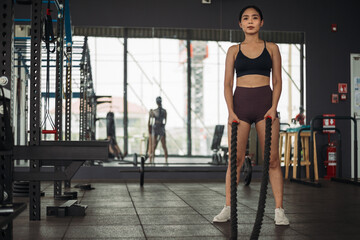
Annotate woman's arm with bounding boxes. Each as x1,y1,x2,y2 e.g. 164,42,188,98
148,110,153,132
265,43,282,121
271,43,282,110
224,45,240,124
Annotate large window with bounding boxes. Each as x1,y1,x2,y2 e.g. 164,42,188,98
127,38,186,155
278,44,306,125
87,37,124,145
78,30,305,157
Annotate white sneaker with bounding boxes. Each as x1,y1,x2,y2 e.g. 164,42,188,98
213,205,231,222
274,208,290,226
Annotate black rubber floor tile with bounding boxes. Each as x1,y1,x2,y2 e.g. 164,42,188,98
14,215,71,226
165,186,210,191
212,221,231,236
127,185,168,191
233,223,298,237
185,199,229,206
203,213,274,224
64,238,145,240
131,195,181,201
70,215,140,226
262,206,317,214
180,194,223,199
303,235,359,240
139,214,209,225
280,212,360,223
173,190,223,196
290,223,360,236
193,205,256,215
15,238,61,240
147,237,228,240
80,197,132,202
64,225,145,238
142,224,224,238
85,207,137,216
77,201,134,208
16,207,54,218
129,192,178,197
13,225,68,240
83,191,130,197
12,181,360,240
134,200,188,207
257,235,311,240
136,207,198,215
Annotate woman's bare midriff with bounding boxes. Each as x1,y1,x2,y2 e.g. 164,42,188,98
236,75,270,88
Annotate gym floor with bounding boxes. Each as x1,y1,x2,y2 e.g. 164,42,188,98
13,179,360,239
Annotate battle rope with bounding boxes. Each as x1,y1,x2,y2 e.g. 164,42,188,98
230,121,238,240
230,117,272,240
250,116,272,239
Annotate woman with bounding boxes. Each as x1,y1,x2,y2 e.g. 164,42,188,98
148,96,168,165
213,5,289,226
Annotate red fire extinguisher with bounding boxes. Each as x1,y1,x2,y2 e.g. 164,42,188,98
324,140,337,179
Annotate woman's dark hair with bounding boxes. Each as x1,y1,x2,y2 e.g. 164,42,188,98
239,5,263,22
156,96,162,105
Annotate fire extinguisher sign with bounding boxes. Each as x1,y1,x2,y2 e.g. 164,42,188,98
323,114,335,133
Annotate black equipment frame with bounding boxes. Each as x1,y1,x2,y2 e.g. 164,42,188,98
29,0,43,221
1,0,109,222
54,0,64,198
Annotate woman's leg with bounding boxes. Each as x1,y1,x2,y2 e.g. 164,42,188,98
150,134,158,164
160,135,168,164
255,118,283,208
225,120,251,206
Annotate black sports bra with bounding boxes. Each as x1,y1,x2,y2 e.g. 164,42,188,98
234,41,272,78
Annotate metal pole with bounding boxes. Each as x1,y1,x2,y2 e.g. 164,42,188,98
17,58,21,145
124,28,128,154
354,119,358,181
65,44,72,141
29,0,42,220
54,3,64,196
187,31,192,156
300,43,304,114
217,43,220,124
55,2,64,140
287,45,292,123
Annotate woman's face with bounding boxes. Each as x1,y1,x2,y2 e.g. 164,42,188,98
239,8,263,34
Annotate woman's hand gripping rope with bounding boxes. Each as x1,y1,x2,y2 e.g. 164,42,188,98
264,107,277,123
228,111,240,125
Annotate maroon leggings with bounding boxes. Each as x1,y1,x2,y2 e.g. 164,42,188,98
233,85,275,124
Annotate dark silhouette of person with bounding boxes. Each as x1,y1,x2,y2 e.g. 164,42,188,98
106,111,126,160
148,96,168,164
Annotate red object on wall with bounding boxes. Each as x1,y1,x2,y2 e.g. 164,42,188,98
42,129,58,140
331,24,337,32
324,142,337,179
338,83,348,93
331,94,339,103
323,114,335,133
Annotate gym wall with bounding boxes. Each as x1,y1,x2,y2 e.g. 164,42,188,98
14,0,360,177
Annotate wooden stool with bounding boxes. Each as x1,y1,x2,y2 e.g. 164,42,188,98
284,131,319,180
